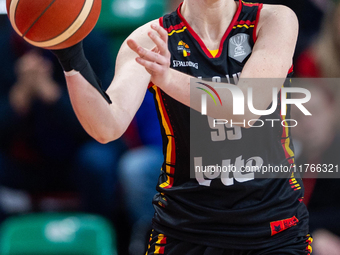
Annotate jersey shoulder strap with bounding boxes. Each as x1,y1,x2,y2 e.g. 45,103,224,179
159,1,263,42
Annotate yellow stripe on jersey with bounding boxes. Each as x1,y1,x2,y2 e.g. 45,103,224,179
282,113,295,164
242,0,256,4
168,27,187,36
281,84,295,164
209,49,219,58
159,175,172,189
233,24,255,29
156,234,165,244
165,136,175,168
154,246,162,254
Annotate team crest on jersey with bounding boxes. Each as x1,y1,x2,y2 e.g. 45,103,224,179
228,33,252,63
177,40,191,57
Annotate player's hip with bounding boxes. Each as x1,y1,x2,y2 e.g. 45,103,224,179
145,229,312,255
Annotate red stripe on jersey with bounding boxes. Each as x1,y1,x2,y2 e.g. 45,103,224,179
288,64,294,74
162,176,174,189
237,20,256,26
165,22,185,33
157,87,174,135
150,86,176,190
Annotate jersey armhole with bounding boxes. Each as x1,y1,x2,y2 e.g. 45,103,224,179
148,82,154,89
288,65,294,75
159,17,164,28
253,3,263,43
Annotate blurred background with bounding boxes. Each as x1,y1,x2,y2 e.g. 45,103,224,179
0,0,339,254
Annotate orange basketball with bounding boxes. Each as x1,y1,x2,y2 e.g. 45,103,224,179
6,0,101,50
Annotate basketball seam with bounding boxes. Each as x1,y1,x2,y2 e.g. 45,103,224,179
19,0,95,48
38,0,93,45
9,0,22,36
35,0,94,47
21,0,57,38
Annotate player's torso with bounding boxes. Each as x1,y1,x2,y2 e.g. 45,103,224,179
149,0,308,248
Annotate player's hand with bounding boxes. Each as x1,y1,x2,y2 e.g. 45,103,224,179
127,23,171,88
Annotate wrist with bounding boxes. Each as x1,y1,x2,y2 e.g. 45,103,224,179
51,41,112,104
51,41,87,72
163,69,174,91
64,70,79,76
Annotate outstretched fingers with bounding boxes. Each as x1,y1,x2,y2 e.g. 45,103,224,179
127,39,168,65
136,57,163,74
127,24,171,81
149,24,169,56
151,24,168,44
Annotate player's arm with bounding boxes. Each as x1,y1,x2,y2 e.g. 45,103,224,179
129,5,298,125
55,20,159,143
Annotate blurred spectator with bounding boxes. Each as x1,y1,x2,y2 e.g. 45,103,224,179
119,92,163,255
0,15,126,223
282,2,340,255
295,0,340,78
254,0,326,59
292,82,340,255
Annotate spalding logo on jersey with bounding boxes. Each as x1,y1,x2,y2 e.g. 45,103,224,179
178,40,191,57
228,33,251,62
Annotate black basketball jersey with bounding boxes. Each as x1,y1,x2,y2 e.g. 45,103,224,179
148,0,309,249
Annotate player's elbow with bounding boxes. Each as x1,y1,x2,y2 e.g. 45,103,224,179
93,132,122,144
95,135,114,144
90,126,125,144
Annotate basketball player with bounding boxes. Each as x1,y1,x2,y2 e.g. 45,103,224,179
52,0,312,254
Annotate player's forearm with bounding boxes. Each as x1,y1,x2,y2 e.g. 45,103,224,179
158,69,191,106
65,73,128,143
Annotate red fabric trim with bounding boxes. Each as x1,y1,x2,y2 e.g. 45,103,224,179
156,87,174,135
177,0,243,59
238,20,256,26
148,82,154,89
253,3,263,43
159,17,163,27
215,0,243,58
165,22,185,33
162,177,174,189
288,64,294,74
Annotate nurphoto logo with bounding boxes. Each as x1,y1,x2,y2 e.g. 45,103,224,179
196,79,312,128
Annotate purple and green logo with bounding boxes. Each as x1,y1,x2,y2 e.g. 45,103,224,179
196,82,222,114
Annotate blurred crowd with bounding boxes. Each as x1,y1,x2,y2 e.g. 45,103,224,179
0,0,340,254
